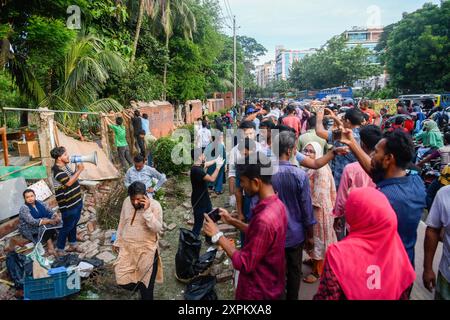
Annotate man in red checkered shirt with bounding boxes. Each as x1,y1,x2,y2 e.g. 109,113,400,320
203,152,287,300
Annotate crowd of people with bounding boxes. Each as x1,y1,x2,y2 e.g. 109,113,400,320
193,98,450,300
15,98,449,301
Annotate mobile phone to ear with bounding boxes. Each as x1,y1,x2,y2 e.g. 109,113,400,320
332,129,342,141
207,208,221,223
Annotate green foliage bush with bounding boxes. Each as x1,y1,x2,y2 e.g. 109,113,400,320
207,112,221,119
178,124,195,143
150,136,190,177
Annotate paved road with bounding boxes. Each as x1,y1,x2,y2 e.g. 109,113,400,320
298,221,443,300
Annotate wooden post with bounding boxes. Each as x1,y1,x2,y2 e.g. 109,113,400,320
0,127,9,166
37,108,55,188
100,115,110,160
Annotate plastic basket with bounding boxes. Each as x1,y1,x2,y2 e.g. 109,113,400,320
24,268,80,300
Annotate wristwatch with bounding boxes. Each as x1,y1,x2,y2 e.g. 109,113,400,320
212,232,224,244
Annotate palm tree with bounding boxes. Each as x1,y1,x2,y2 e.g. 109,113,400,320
3,34,126,126
41,34,126,113
153,0,196,100
130,0,157,63
127,0,196,99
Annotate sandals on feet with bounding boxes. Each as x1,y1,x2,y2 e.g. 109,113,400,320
66,246,83,254
303,273,320,284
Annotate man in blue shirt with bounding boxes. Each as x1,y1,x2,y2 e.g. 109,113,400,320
341,129,426,267
125,155,167,198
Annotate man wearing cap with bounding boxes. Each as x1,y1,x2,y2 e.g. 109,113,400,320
244,106,261,135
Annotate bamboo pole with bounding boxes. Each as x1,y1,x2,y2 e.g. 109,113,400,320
0,279,14,287
0,247,31,262
53,122,60,147
3,107,100,115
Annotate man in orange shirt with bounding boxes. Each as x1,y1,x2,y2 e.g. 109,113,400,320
281,105,302,138
359,100,379,125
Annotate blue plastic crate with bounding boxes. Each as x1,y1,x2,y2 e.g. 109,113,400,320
24,268,80,300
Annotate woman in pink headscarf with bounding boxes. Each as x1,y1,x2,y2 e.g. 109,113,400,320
314,187,416,300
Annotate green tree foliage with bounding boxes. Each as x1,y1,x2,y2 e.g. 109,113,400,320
237,35,267,90
0,0,249,112
86,0,133,59
382,2,450,92
289,35,381,91
105,58,164,105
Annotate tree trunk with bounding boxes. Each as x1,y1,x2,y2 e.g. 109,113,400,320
131,0,145,63
162,34,169,101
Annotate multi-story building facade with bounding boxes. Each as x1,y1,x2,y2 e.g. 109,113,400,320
275,46,316,81
256,60,276,88
343,26,383,63
343,26,387,88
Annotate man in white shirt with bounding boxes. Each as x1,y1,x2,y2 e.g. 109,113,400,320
195,120,212,151
423,185,450,300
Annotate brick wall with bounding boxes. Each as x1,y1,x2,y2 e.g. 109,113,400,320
131,101,175,138
184,100,203,124
207,99,225,113
213,93,233,109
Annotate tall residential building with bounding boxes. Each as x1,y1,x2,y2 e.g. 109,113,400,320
256,60,276,88
275,46,316,81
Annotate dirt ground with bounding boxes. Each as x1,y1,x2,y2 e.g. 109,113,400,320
75,175,236,300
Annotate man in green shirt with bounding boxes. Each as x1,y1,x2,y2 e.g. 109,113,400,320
106,116,133,169
298,115,329,155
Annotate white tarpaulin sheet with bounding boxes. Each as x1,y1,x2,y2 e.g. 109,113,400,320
0,177,28,221
55,128,119,181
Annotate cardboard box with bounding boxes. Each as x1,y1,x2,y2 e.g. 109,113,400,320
18,141,40,158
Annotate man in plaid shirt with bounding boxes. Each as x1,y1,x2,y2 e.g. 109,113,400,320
203,152,287,300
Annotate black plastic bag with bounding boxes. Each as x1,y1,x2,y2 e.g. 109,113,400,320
6,252,33,289
175,228,202,280
193,250,217,274
51,254,80,268
81,257,104,269
184,276,218,300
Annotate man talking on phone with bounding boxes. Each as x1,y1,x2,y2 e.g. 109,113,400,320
113,181,164,300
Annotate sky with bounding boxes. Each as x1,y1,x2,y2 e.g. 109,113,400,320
218,0,442,64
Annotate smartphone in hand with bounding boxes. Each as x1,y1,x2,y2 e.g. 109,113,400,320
332,129,342,141
207,208,221,223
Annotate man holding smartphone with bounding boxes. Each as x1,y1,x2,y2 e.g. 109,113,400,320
203,152,287,300
315,106,364,189
190,148,225,236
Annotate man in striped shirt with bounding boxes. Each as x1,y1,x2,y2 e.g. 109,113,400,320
50,146,84,256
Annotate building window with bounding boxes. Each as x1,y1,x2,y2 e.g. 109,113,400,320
347,32,368,42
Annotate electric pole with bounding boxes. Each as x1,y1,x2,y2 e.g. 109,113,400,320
233,15,237,108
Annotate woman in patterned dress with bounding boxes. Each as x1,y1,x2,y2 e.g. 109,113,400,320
302,141,337,283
